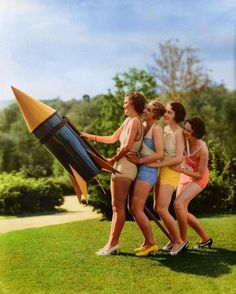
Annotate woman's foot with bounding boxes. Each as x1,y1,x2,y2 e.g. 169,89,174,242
134,245,145,253
169,241,188,256
193,238,213,249
95,244,120,256
135,244,158,257
161,241,173,252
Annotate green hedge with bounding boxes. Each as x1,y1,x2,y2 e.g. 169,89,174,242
52,176,74,196
0,172,64,215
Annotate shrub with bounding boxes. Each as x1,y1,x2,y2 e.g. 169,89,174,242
88,173,112,220
189,142,236,214
52,176,74,196
0,172,64,215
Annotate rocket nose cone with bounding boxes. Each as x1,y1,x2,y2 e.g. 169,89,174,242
11,86,56,133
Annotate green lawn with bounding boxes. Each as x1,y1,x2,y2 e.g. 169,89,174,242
0,215,235,294
0,216,15,220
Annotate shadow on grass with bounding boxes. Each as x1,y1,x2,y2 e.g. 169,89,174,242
156,247,235,277
119,247,235,277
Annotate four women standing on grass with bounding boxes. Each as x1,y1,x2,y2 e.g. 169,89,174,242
82,93,212,256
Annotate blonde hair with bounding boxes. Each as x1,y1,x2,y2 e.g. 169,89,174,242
150,100,165,120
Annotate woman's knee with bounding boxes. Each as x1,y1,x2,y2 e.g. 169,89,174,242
112,203,125,214
174,199,184,211
155,205,166,217
130,204,141,217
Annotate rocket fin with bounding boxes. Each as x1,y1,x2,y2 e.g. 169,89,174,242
87,150,120,174
69,164,88,203
11,86,56,133
69,175,82,203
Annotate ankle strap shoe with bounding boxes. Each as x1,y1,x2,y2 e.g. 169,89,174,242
193,238,213,249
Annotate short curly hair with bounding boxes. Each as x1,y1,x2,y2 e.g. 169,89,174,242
150,100,166,120
170,101,186,122
125,92,146,115
185,117,206,139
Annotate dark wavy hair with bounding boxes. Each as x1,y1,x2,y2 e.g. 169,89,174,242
185,117,206,139
170,101,186,122
125,92,146,115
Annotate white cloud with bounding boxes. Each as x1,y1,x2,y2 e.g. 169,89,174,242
0,0,46,17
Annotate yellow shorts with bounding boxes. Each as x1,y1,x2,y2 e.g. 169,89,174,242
159,166,180,190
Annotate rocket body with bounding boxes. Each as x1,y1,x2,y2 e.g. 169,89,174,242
11,86,115,201
33,112,100,181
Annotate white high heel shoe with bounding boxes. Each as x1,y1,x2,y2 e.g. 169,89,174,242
95,244,120,256
169,241,187,256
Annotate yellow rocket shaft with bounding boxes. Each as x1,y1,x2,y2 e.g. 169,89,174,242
11,86,56,133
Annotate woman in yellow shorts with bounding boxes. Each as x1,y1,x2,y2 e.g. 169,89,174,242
149,101,187,255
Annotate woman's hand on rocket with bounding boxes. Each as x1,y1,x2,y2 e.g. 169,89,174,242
106,158,116,166
80,132,94,141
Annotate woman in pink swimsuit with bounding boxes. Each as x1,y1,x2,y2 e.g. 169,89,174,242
174,117,213,249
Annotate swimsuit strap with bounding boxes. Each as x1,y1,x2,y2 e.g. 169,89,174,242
189,143,205,157
145,121,157,138
135,118,144,142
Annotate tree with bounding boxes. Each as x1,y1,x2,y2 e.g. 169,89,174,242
112,67,158,99
186,85,236,157
149,39,210,102
91,68,159,157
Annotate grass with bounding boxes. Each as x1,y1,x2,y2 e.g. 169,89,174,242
0,216,15,220
0,215,235,294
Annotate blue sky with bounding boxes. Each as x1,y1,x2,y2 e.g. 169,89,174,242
0,0,235,101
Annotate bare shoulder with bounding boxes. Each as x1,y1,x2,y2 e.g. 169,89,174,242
153,123,163,134
129,117,142,130
200,141,208,155
130,117,140,124
175,128,184,138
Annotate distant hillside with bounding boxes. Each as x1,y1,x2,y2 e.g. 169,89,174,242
0,100,15,109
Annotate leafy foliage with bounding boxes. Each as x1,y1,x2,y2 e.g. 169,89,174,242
0,172,64,215
149,39,210,101
190,142,236,214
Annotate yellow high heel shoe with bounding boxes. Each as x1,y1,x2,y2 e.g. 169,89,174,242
135,245,158,257
134,245,145,253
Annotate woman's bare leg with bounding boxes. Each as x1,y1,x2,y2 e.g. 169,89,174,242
131,180,155,247
175,182,204,242
156,184,184,250
105,177,132,248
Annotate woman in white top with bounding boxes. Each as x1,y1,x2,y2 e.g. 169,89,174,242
81,92,145,255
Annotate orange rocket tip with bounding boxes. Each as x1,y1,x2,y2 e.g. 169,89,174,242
69,164,89,203
11,86,56,133
86,150,120,174
69,175,82,203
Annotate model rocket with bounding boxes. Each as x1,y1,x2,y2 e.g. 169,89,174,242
11,86,117,203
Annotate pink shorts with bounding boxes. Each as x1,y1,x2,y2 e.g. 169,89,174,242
179,168,209,189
